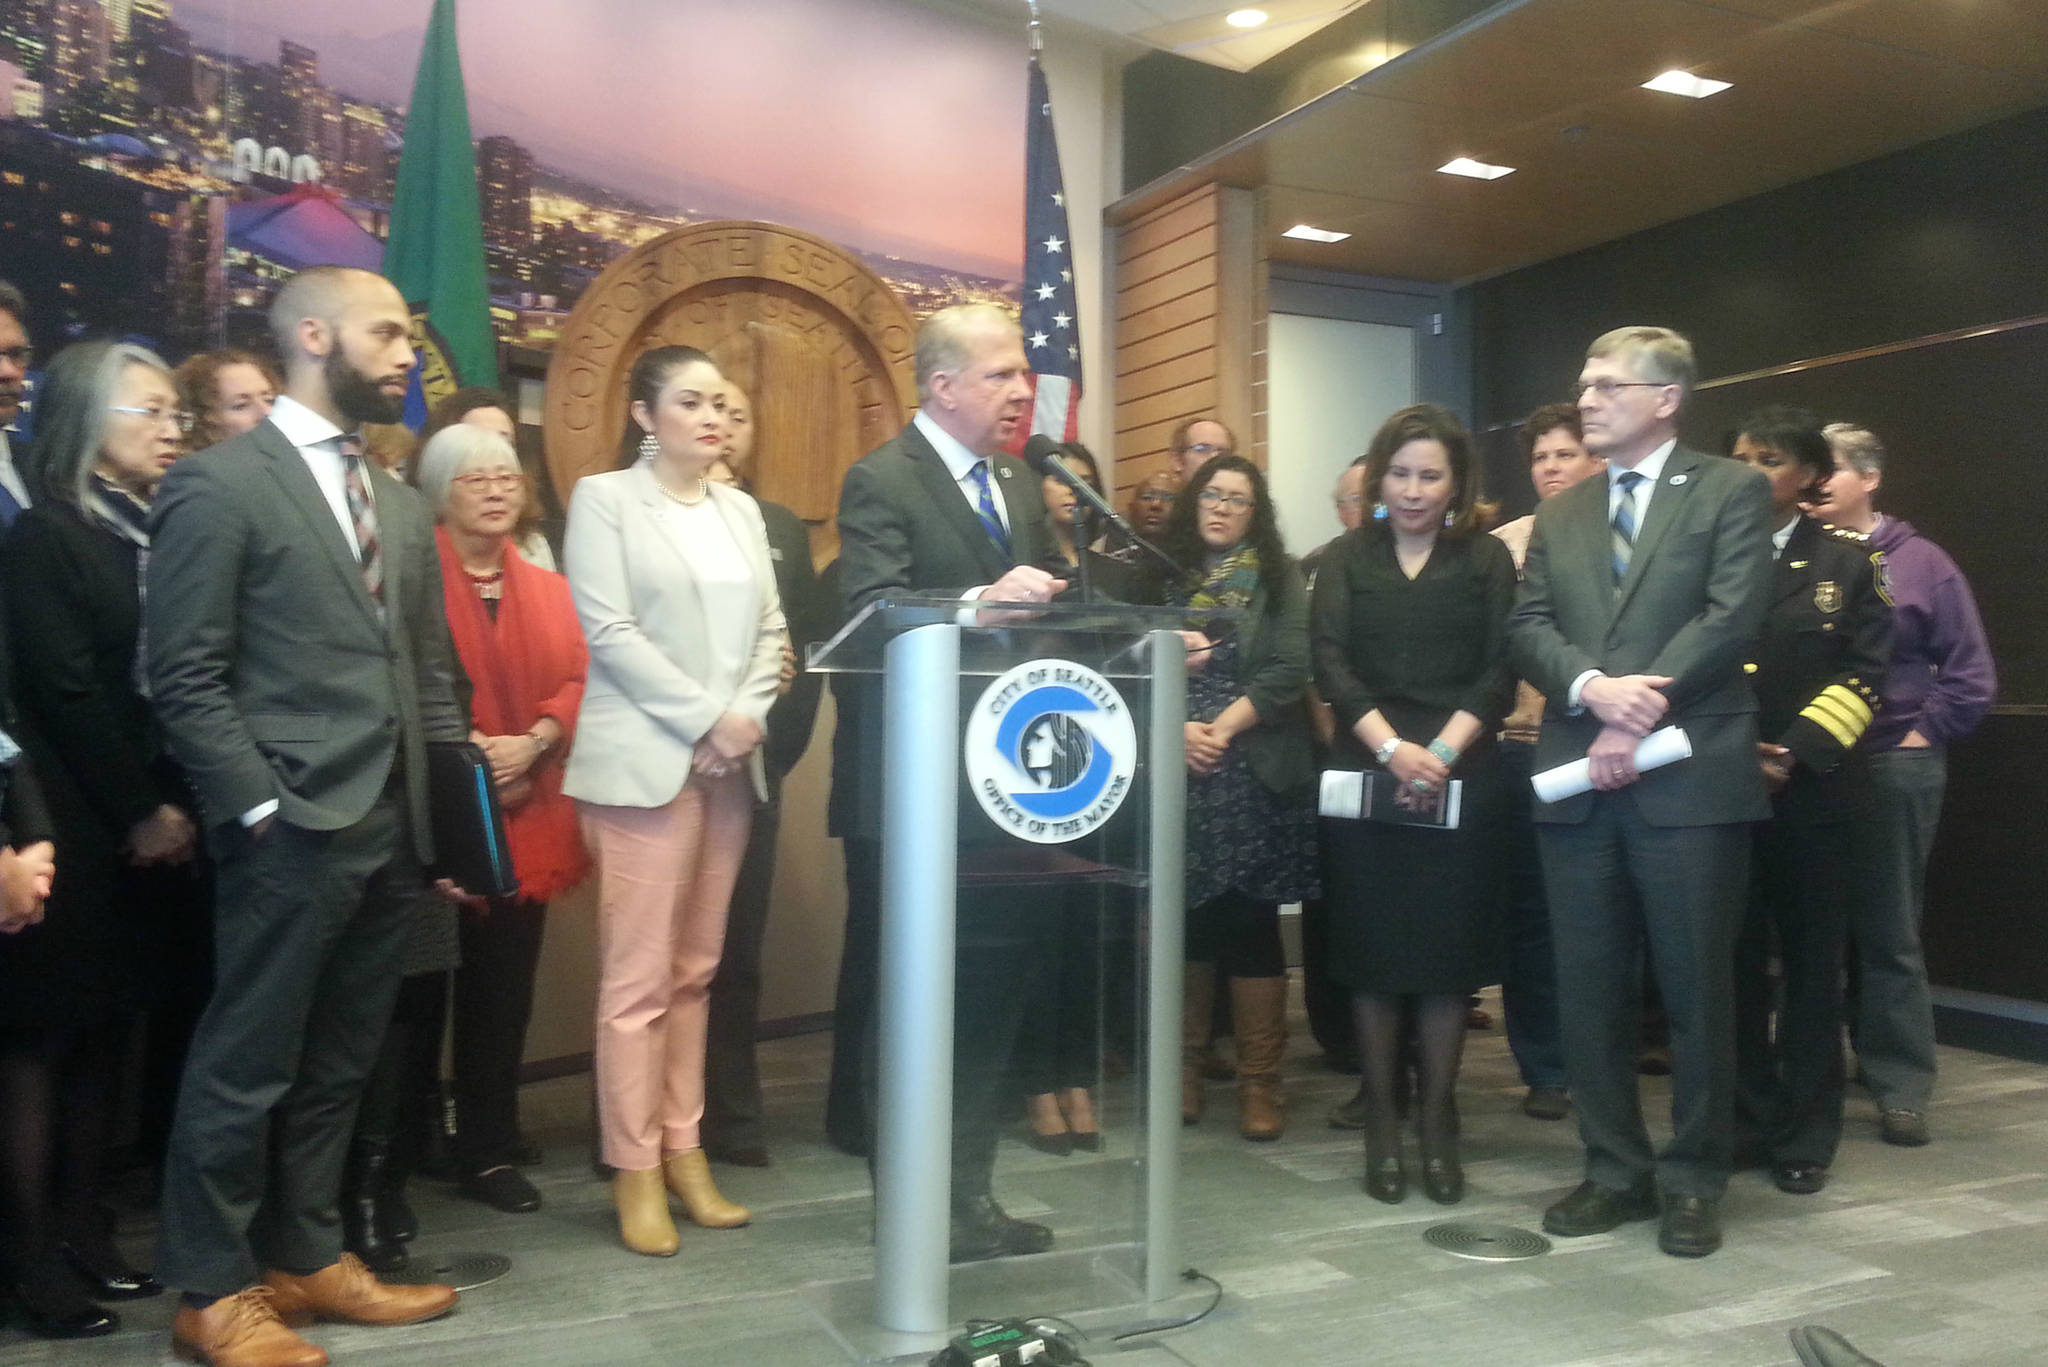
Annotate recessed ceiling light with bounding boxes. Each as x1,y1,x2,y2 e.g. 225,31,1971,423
1225,9,1268,28
1437,157,1515,181
1281,223,1350,243
1642,70,1731,99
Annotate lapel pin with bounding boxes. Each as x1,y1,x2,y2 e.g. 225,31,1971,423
1668,473,1688,486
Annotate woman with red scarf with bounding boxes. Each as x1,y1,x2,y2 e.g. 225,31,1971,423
417,421,588,1217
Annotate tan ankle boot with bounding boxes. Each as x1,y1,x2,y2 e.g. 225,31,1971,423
1231,975,1289,1141
663,1148,750,1228
1181,961,1217,1125
612,1166,679,1256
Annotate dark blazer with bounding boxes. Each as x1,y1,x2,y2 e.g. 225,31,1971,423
1205,562,1317,795
1750,518,1891,821
758,497,826,794
828,421,1052,838
1508,445,1775,827
145,418,467,856
3,501,181,852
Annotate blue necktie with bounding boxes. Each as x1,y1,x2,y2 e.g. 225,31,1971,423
1611,469,1645,587
967,460,1011,562
0,480,20,532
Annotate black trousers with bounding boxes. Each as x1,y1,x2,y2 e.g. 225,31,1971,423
835,839,1038,1204
1014,889,1101,1097
704,799,779,1153
157,793,419,1297
1733,786,1859,1167
453,896,548,1170
1538,800,1750,1200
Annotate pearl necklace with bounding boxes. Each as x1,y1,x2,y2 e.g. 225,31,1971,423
654,474,710,507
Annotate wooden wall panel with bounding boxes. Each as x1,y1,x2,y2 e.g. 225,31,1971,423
1110,184,1257,505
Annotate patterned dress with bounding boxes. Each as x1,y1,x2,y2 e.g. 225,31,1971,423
1184,636,1321,909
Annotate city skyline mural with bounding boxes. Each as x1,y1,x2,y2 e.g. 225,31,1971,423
0,0,1027,361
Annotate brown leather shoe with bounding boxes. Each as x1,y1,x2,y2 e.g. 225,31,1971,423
262,1253,456,1328
171,1287,329,1367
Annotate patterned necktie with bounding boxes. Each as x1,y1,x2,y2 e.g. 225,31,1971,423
339,436,385,617
1611,469,1645,588
967,459,1012,562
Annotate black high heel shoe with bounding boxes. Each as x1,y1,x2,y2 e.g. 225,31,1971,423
1420,1149,1465,1205
57,1238,162,1300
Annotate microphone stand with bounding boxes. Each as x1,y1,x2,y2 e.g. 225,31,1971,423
1037,451,1189,591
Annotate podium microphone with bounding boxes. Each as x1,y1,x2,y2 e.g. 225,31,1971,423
1021,435,1186,584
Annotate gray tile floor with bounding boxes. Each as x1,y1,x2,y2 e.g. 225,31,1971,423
8,985,2045,1367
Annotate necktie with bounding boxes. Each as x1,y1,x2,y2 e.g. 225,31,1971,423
967,459,1012,562
340,436,385,617
0,481,19,531
1611,469,1645,588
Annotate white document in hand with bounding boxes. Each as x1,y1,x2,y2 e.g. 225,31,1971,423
1530,726,1693,803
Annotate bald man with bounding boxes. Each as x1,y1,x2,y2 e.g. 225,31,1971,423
148,266,465,1364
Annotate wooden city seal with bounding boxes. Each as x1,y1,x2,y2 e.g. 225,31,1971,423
543,221,920,560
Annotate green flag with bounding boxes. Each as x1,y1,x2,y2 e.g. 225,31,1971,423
384,0,497,419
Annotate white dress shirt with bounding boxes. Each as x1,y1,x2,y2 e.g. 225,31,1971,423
1772,514,1799,561
913,409,1014,606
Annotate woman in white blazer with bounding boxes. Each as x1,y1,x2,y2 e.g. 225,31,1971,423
562,345,785,1256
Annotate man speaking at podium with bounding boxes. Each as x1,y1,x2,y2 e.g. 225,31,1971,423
828,303,1065,1261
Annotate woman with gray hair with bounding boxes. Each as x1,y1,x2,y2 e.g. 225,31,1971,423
0,341,206,1336
343,422,588,1263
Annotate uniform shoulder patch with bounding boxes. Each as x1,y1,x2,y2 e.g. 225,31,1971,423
1869,549,1893,607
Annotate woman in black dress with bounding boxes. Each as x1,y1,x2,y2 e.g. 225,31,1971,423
1312,404,1516,1204
0,341,205,1335
1164,454,1319,1141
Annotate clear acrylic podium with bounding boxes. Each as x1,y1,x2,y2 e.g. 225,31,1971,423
805,598,1215,1359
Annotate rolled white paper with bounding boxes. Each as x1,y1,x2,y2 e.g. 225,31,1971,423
1531,725,1693,803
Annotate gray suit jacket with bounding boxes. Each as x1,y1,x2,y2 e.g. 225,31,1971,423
144,419,466,856
1507,445,1774,827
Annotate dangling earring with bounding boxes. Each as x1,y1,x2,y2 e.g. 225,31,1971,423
637,431,659,462
1443,508,1456,528
1371,501,1388,521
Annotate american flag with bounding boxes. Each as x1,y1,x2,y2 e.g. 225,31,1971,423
1015,55,1083,449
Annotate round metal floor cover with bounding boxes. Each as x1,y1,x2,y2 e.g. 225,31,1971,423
1424,1222,1551,1261
386,1250,512,1290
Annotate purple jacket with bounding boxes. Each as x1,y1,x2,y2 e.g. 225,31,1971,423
1865,516,1996,750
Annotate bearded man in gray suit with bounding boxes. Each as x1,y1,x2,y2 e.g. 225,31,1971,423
148,267,467,1366
1508,326,1773,1259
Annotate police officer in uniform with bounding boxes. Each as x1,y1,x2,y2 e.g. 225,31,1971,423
1728,406,1891,1195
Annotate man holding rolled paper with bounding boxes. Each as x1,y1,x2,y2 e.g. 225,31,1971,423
1508,326,1773,1259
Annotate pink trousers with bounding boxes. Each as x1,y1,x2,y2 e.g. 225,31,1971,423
579,774,752,1171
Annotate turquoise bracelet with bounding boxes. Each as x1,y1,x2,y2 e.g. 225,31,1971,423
1426,739,1460,767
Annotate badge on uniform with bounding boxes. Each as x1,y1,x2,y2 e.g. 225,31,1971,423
1813,580,1842,614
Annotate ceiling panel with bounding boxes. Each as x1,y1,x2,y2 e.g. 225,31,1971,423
1114,0,2048,283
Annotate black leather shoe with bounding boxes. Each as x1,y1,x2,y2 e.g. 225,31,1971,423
1878,1108,1929,1147
1069,1130,1102,1153
377,1184,418,1245
1542,1180,1658,1237
460,1164,543,1213
1773,1162,1828,1195
1658,1194,1722,1257
1791,1325,1889,1366
1420,1152,1465,1205
704,1142,772,1168
1022,1127,1074,1157
1521,1086,1570,1121
9,1276,118,1339
341,1139,409,1273
948,1195,1053,1263
1363,1149,1407,1205
57,1239,162,1300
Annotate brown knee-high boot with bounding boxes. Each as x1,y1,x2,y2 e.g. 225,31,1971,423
1181,962,1216,1125
1231,976,1289,1141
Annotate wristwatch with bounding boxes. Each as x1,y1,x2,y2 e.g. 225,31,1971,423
1373,736,1401,767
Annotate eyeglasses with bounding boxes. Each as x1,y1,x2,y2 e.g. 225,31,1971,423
1180,442,1233,459
1198,488,1254,512
109,404,193,433
1134,490,1175,505
0,346,32,369
1573,378,1670,401
452,470,525,492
